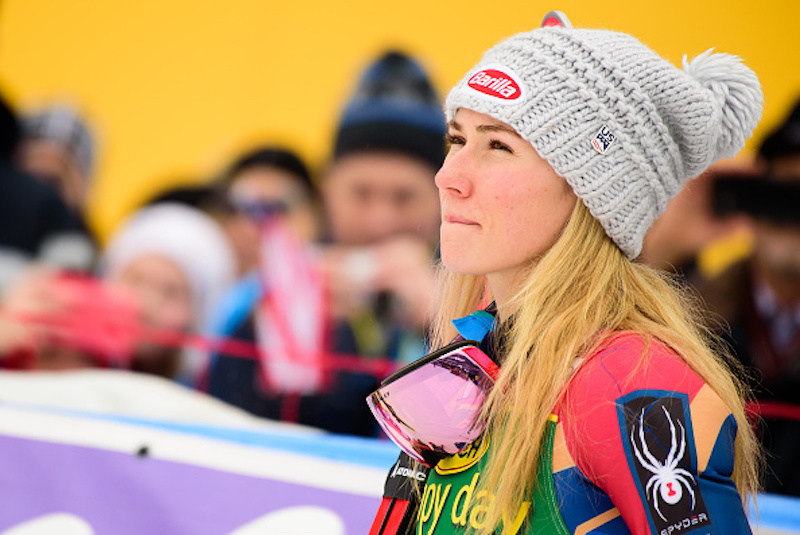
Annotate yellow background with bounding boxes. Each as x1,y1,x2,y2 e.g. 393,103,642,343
1,0,798,242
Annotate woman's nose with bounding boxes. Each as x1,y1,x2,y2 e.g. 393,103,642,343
434,152,472,197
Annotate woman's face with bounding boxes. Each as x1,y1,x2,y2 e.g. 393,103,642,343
107,254,194,333
436,109,576,295
226,167,319,274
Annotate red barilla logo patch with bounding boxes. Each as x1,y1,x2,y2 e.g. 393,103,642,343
467,68,522,101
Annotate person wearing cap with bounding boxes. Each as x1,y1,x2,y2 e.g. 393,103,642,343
214,146,321,277
369,12,761,535
320,50,445,366
18,103,96,215
16,103,99,272
695,98,800,497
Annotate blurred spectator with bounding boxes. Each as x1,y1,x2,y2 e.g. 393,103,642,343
16,103,98,270
694,97,800,496
640,160,750,278
205,51,446,437
0,202,236,378
0,91,88,291
203,146,370,433
216,147,321,276
319,50,445,364
18,103,95,215
101,202,236,381
143,150,321,280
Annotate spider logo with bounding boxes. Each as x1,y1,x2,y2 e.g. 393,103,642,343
630,406,696,522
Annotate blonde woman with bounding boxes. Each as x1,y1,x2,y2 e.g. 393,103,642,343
368,11,762,535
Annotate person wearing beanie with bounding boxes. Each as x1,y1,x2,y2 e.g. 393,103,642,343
321,50,445,372
695,96,800,497
325,50,444,248
369,12,762,535
101,203,235,380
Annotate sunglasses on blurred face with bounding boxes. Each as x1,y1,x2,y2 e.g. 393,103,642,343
229,197,291,222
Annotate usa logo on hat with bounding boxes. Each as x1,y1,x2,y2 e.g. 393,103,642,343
592,125,616,155
465,64,526,104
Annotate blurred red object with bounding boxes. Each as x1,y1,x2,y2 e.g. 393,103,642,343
13,273,141,368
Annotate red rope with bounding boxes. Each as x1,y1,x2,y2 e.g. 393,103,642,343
747,400,800,422
0,310,399,379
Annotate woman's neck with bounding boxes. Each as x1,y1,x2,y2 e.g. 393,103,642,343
487,268,528,322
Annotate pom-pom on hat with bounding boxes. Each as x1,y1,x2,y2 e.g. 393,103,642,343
335,50,447,170
445,11,763,259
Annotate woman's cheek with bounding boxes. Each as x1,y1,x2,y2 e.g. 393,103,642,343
158,297,194,332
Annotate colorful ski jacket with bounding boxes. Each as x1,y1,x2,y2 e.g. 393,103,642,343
371,315,751,534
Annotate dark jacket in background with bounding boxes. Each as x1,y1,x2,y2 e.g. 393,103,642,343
696,259,800,496
0,88,87,270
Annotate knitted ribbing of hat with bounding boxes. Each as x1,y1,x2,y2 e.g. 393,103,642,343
471,30,687,257
579,31,723,177
528,31,687,205
491,32,682,183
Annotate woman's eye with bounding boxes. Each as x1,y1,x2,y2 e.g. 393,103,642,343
445,133,465,146
490,139,513,153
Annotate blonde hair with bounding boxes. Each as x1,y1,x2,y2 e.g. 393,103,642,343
429,201,760,534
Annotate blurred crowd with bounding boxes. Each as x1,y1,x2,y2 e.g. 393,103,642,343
1,49,799,496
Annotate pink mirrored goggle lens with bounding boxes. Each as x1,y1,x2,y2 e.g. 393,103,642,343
367,343,498,466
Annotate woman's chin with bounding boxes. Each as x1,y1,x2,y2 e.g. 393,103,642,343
440,256,485,276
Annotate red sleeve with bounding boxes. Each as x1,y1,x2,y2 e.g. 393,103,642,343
560,332,710,535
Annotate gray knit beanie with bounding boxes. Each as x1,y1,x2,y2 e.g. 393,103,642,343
445,14,763,259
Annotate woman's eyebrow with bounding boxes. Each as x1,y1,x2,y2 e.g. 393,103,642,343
477,123,521,137
448,119,520,138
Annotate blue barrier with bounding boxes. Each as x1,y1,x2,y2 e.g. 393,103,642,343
2,400,798,533
751,493,800,533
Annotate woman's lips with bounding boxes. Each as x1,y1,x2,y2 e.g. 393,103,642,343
444,214,478,225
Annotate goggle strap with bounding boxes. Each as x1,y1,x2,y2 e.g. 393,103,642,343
379,339,480,386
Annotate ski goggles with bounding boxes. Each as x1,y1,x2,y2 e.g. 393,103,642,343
367,340,500,467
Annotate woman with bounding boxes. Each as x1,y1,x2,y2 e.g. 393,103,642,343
102,202,235,381
370,12,762,535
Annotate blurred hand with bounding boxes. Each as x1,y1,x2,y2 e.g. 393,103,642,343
0,269,140,369
370,237,437,327
0,267,67,355
318,245,376,320
319,236,436,327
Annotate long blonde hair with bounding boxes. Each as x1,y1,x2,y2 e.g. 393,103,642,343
429,201,759,534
